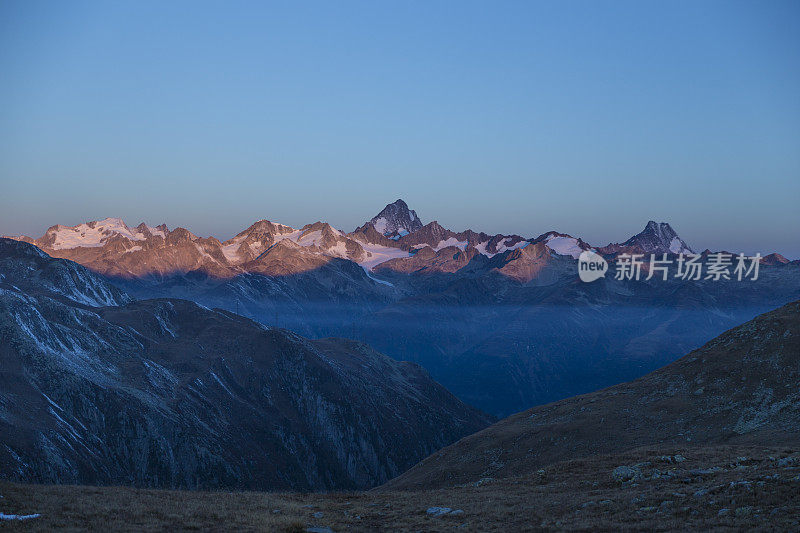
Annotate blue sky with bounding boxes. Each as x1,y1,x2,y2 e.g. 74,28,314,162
1,0,798,256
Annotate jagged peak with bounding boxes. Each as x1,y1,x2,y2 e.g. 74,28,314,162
236,219,295,238
616,220,693,255
368,199,423,237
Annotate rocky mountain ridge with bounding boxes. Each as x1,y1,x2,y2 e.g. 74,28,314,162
7,201,740,281
0,239,492,491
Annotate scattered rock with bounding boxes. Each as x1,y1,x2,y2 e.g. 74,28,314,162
651,469,676,480
612,466,641,483
312,511,323,519
306,528,333,533
659,454,686,464
718,508,730,517
426,507,453,517
735,506,753,517
689,467,724,475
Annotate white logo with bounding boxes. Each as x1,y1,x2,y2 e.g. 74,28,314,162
578,250,608,282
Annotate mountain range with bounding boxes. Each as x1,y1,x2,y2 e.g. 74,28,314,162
4,201,799,417
9,199,751,280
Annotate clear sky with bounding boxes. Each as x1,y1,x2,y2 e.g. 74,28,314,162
1,0,798,256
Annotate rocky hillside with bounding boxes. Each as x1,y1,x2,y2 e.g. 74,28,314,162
382,300,800,490
0,239,492,491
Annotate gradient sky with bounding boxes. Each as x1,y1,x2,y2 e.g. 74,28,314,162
1,0,799,256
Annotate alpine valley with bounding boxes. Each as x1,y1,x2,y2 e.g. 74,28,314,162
5,199,800,419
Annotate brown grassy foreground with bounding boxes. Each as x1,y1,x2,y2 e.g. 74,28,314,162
1,445,798,532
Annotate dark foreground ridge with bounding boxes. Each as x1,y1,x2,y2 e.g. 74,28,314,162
1,445,798,531
0,239,492,491
0,302,798,531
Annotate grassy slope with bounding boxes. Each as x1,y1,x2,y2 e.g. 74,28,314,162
1,445,799,532
381,300,800,491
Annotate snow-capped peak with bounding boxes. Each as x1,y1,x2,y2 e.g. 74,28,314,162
42,218,166,250
622,221,693,254
544,233,585,259
368,199,424,238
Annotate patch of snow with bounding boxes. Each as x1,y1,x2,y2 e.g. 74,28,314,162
325,240,349,259
474,241,492,256
362,266,394,286
221,242,242,262
48,218,147,250
0,513,41,521
669,237,683,253
545,235,583,259
145,225,166,238
270,229,303,245
296,230,323,246
210,371,235,397
153,312,176,338
357,243,411,270
372,217,388,235
48,407,83,441
434,237,468,251
41,393,63,412
494,238,529,255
